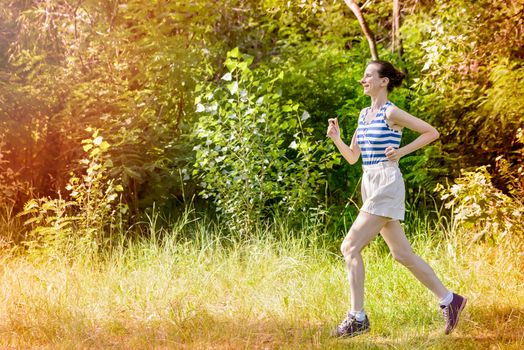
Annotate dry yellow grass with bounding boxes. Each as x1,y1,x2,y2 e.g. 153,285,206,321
0,227,522,349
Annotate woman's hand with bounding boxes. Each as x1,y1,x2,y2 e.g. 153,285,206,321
327,117,361,165
385,146,403,162
327,118,340,141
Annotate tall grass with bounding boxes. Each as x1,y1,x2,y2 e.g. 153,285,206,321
0,206,523,349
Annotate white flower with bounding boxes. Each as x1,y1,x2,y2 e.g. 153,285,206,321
93,136,103,146
221,72,232,81
240,89,248,102
289,141,298,149
196,103,205,113
228,81,238,95
301,110,310,121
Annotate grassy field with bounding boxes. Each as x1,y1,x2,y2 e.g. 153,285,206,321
0,215,523,349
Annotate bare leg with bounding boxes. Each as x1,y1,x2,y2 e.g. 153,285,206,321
380,220,449,299
341,211,390,312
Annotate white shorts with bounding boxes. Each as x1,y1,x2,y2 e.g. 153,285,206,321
360,161,405,221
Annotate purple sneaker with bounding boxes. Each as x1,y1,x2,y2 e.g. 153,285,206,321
440,293,467,334
332,313,370,338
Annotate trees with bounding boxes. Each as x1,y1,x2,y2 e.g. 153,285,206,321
0,0,521,240
401,0,524,193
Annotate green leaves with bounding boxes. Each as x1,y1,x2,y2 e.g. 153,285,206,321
400,0,524,196
2,0,522,244
19,128,126,257
191,48,328,233
437,166,524,243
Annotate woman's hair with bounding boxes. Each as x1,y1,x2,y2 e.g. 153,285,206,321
369,60,405,92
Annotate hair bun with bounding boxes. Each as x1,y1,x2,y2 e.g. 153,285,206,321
391,70,405,87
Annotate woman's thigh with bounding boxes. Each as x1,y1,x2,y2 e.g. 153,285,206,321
380,220,414,257
341,211,390,254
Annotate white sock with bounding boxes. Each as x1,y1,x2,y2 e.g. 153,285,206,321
439,291,453,307
350,310,366,322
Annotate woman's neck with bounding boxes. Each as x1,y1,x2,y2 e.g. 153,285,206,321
369,91,389,111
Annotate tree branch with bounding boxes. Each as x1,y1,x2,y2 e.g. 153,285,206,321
343,0,378,60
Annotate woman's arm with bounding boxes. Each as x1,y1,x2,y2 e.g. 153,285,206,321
327,118,361,165
384,106,439,161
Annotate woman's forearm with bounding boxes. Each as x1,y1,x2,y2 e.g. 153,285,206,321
333,137,360,165
398,129,439,158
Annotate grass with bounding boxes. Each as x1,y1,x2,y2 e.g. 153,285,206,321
0,213,523,349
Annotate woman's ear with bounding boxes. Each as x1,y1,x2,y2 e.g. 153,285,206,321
382,77,389,87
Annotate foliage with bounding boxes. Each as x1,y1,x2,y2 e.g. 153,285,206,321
19,129,125,257
437,166,524,243
0,133,30,206
0,0,522,243
401,0,524,190
0,0,210,215
191,48,337,233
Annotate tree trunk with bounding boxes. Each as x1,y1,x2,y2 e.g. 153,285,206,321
343,0,379,60
392,0,402,57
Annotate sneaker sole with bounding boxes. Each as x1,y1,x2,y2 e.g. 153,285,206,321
446,297,467,335
338,327,370,338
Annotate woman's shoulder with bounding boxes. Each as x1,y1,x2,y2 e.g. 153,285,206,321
383,102,405,131
385,100,396,109
384,102,402,116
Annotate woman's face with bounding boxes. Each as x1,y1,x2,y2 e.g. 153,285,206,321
360,64,388,96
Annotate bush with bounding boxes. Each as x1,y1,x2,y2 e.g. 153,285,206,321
437,166,523,243
19,129,126,257
191,48,337,234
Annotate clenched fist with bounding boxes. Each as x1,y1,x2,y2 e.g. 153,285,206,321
327,118,340,141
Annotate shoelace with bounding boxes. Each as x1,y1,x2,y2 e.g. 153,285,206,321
339,315,355,329
441,305,450,321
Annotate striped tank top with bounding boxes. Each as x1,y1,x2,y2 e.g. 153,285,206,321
356,101,402,166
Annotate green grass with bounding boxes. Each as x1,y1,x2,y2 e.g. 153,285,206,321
0,215,523,349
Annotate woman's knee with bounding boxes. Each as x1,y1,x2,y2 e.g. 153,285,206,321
391,250,416,266
340,235,362,260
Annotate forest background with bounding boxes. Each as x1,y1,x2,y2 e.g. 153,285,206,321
0,0,523,349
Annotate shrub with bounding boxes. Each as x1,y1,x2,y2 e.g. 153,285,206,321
19,129,126,257
191,48,337,234
437,166,523,243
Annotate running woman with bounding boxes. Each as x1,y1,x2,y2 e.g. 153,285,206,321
326,60,466,338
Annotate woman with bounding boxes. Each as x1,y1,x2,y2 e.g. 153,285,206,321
327,60,466,338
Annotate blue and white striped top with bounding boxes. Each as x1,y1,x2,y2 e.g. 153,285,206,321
356,101,402,166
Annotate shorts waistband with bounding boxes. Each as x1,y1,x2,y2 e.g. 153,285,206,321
363,161,399,172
